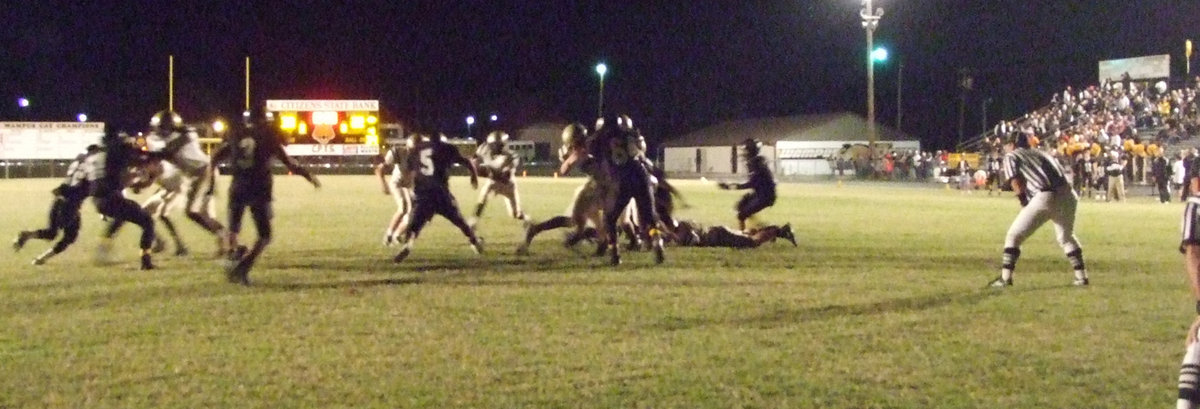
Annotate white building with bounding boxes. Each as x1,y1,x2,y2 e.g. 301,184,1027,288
661,112,919,177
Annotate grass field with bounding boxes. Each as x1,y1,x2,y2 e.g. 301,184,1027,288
0,175,1191,408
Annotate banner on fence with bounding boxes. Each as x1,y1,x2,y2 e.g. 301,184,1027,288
0,122,104,160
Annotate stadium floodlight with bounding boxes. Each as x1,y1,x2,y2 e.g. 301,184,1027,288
595,63,608,117
466,115,475,125
77,113,88,122
871,47,889,63
212,120,226,134
489,114,498,122
17,97,29,108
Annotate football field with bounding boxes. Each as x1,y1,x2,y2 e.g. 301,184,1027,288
0,175,1188,408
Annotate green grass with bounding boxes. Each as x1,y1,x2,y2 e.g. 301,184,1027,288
0,175,1189,408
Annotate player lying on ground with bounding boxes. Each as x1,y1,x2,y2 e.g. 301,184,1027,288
210,111,320,285
667,220,796,249
13,145,100,265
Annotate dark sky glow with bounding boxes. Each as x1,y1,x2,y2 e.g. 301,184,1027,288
2,0,1198,149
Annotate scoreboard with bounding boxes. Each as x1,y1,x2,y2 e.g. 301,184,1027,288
265,100,380,146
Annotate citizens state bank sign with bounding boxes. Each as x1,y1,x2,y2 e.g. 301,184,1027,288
265,100,379,112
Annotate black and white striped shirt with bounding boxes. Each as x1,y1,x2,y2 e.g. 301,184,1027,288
1002,148,1069,196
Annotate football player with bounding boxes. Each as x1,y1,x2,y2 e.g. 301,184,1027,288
210,111,321,285
146,111,226,254
392,133,484,263
718,139,777,232
520,123,614,255
374,138,414,246
585,115,664,266
470,131,527,227
90,128,182,270
13,144,100,265
669,220,796,249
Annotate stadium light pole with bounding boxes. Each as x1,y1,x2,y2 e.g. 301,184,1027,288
466,115,476,139
595,63,608,118
860,0,884,164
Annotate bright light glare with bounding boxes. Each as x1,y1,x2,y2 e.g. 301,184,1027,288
489,114,498,122
466,116,476,125
312,111,338,125
350,115,366,130
871,47,889,62
17,97,29,108
280,114,298,130
77,113,88,122
595,63,607,76
212,120,226,133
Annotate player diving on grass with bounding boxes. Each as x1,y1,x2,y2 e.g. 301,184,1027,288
667,220,796,249
12,144,100,265
717,138,777,232
469,130,528,228
210,111,321,285
144,110,226,256
391,133,484,263
987,132,1089,287
375,137,414,247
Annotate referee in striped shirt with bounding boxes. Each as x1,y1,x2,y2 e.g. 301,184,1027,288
1176,151,1200,408
988,131,1089,287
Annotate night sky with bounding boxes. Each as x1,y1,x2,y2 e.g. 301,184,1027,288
3,0,1199,150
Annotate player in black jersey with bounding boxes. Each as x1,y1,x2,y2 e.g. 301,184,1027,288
90,129,180,270
718,139,777,232
13,145,100,265
210,113,320,285
668,220,796,249
586,115,664,266
392,133,484,263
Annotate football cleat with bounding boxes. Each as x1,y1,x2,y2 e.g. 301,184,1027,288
32,257,47,266
987,277,1013,288
140,254,156,271
383,234,396,247
778,224,797,247
151,237,166,254
13,231,31,251
174,246,189,257
470,238,485,255
1072,277,1089,286
392,247,411,263
652,238,665,264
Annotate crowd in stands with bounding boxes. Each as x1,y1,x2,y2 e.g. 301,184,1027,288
949,74,1200,201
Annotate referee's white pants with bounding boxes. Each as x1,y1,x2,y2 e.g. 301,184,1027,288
1004,186,1081,254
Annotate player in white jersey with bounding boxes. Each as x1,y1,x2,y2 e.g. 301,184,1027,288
145,111,226,255
137,160,220,256
470,131,527,228
375,138,415,246
1176,153,1200,409
988,133,1089,287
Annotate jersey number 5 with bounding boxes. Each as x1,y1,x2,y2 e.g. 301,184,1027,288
419,148,434,176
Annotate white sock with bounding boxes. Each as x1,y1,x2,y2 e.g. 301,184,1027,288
1001,268,1013,281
